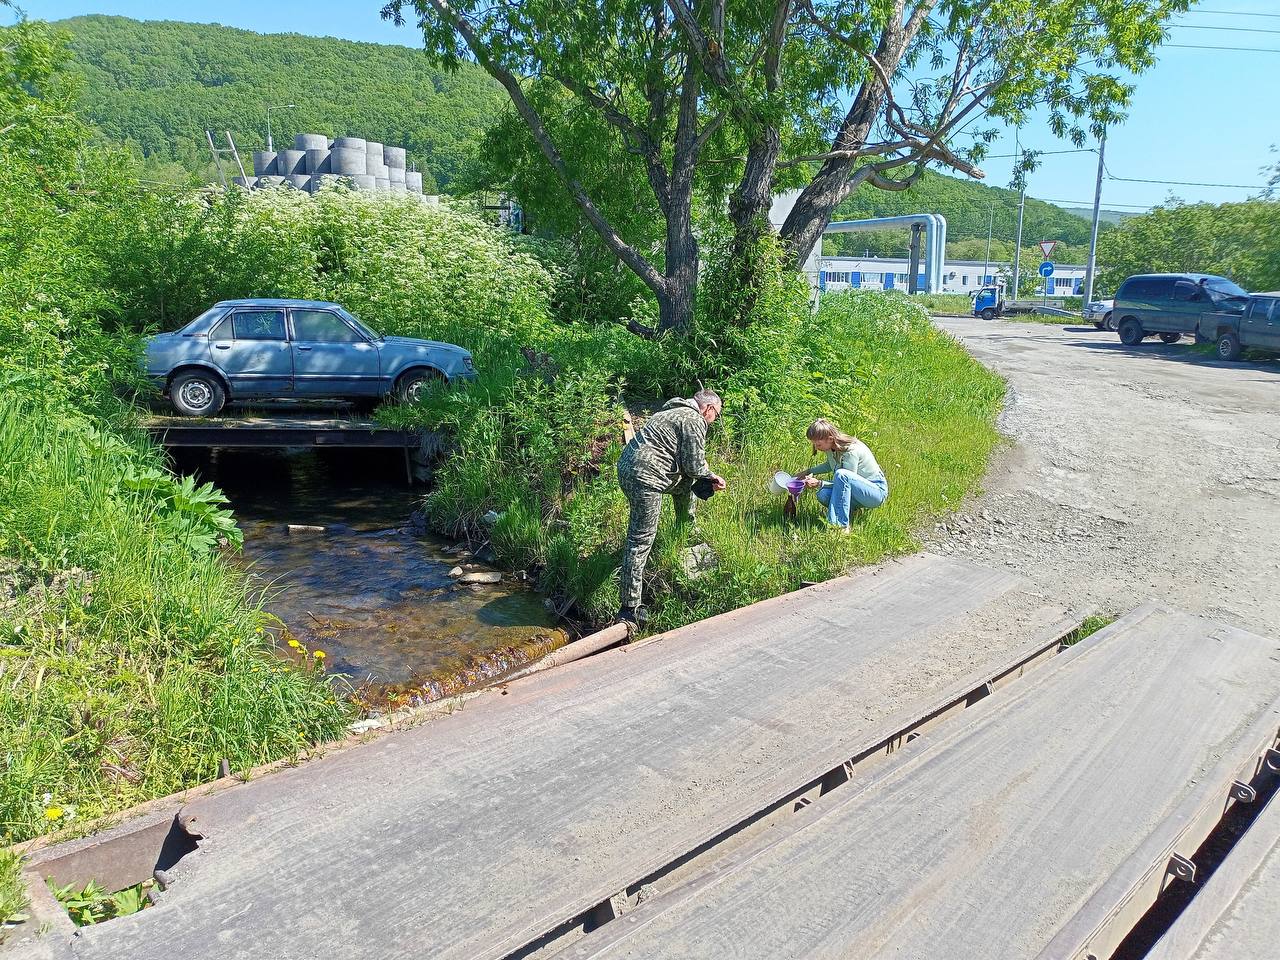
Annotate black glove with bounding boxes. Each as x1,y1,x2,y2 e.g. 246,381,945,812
691,476,718,500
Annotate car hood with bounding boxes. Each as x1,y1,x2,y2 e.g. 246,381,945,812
381,336,469,356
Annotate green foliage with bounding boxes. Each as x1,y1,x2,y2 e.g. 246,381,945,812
0,849,26,930
1097,199,1280,295
0,19,349,849
1063,614,1116,647
122,467,243,554
54,15,505,190
48,877,152,926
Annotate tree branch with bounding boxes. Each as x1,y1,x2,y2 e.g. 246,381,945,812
421,0,667,296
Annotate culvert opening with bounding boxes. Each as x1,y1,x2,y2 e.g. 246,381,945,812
32,812,201,927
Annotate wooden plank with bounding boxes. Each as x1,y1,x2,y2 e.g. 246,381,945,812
1146,780,1280,960
558,605,1280,960
63,555,1066,960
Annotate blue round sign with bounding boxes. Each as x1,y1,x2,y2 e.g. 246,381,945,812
1038,261,1055,278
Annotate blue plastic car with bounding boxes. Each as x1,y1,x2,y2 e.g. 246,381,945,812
144,299,476,416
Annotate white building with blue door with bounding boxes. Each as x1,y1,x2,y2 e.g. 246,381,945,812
817,256,1087,296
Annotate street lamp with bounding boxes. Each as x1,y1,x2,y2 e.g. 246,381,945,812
266,103,296,153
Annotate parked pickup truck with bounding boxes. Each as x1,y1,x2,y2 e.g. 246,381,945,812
1113,272,1249,346
1198,293,1280,360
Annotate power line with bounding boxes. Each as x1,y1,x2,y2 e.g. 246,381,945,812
1163,42,1280,52
1181,8,1280,18
1104,173,1264,190
1172,24,1280,34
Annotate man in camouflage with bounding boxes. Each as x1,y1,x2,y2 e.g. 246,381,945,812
616,389,726,625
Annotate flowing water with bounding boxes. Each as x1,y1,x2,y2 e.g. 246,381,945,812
183,447,566,703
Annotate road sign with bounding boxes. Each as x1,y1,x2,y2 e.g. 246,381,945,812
1039,240,1058,259
1038,261,1055,278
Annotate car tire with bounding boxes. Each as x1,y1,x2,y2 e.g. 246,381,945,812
170,370,227,417
980,307,996,321
1093,319,1105,330
1118,318,1144,346
1159,332,1182,344
1217,331,1242,361
1104,312,1117,332
396,367,443,404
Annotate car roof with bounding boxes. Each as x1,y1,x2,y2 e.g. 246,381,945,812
213,298,344,309
1121,273,1228,282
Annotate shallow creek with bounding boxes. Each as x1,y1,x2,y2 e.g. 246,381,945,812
184,447,566,703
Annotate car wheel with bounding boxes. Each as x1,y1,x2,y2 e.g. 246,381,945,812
1217,331,1242,361
980,307,996,321
1105,312,1117,332
396,368,443,404
1093,319,1105,330
1118,318,1144,346
1159,332,1182,344
170,370,226,417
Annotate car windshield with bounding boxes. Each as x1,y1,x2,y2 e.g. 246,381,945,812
1203,277,1248,299
338,307,381,339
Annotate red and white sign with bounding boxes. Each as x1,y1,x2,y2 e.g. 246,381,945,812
1039,240,1058,259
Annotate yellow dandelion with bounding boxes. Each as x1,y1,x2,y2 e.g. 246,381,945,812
45,806,64,821
287,639,301,649
313,650,326,660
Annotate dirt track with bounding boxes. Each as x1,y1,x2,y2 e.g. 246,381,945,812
930,318,1280,638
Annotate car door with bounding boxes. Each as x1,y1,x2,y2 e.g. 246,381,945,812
1170,280,1208,334
288,308,381,396
212,309,293,396
1241,298,1280,350
1139,277,1177,332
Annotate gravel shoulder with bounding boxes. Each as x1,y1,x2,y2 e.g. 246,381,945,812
930,319,1280,637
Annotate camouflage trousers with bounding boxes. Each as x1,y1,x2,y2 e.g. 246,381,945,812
617,470,696,609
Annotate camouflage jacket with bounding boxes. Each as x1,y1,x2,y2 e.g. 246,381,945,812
617,398,712,492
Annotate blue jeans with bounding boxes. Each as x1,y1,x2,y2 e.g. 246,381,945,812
816,469,888,527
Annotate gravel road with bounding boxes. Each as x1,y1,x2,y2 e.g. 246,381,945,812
929,319,1280,638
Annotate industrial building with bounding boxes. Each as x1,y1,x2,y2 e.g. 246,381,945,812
818,256,1088,296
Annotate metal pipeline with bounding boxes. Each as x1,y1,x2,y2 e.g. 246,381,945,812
500,622,632,684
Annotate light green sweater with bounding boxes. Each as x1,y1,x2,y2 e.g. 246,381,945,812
810,439,884,484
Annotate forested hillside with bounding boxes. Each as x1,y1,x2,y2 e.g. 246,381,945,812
55,15,504,191
825,169,1102,263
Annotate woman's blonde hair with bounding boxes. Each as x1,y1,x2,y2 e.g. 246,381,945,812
807,418,855,453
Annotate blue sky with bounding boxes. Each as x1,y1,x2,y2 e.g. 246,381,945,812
22,0,1280,213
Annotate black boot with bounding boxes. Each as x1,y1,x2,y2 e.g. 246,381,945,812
617,605,649,626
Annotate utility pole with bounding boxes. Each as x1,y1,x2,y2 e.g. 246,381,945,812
266,103,296,153
1012,187,1026,297
1083,132,1107,307
982,202,994,289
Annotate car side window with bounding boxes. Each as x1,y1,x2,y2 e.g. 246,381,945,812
1121,278,1153,299
291,309,363,343
1172,281,1200,302
1252,299,1278,321
209,317,233,341
232,310,287,341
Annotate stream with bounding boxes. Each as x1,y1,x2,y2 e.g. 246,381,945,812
183,447,567,703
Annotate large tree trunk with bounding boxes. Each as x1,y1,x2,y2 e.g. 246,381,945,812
654,51,703,336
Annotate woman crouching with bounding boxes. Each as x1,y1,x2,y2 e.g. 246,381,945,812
794,418,888,528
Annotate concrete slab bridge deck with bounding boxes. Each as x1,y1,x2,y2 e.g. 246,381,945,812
21,553,1076,960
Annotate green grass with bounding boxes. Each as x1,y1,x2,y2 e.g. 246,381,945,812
0,394,351,848
0,849,26,930
1063,614,1116,647
640,293,1004,630
904,292,974,315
